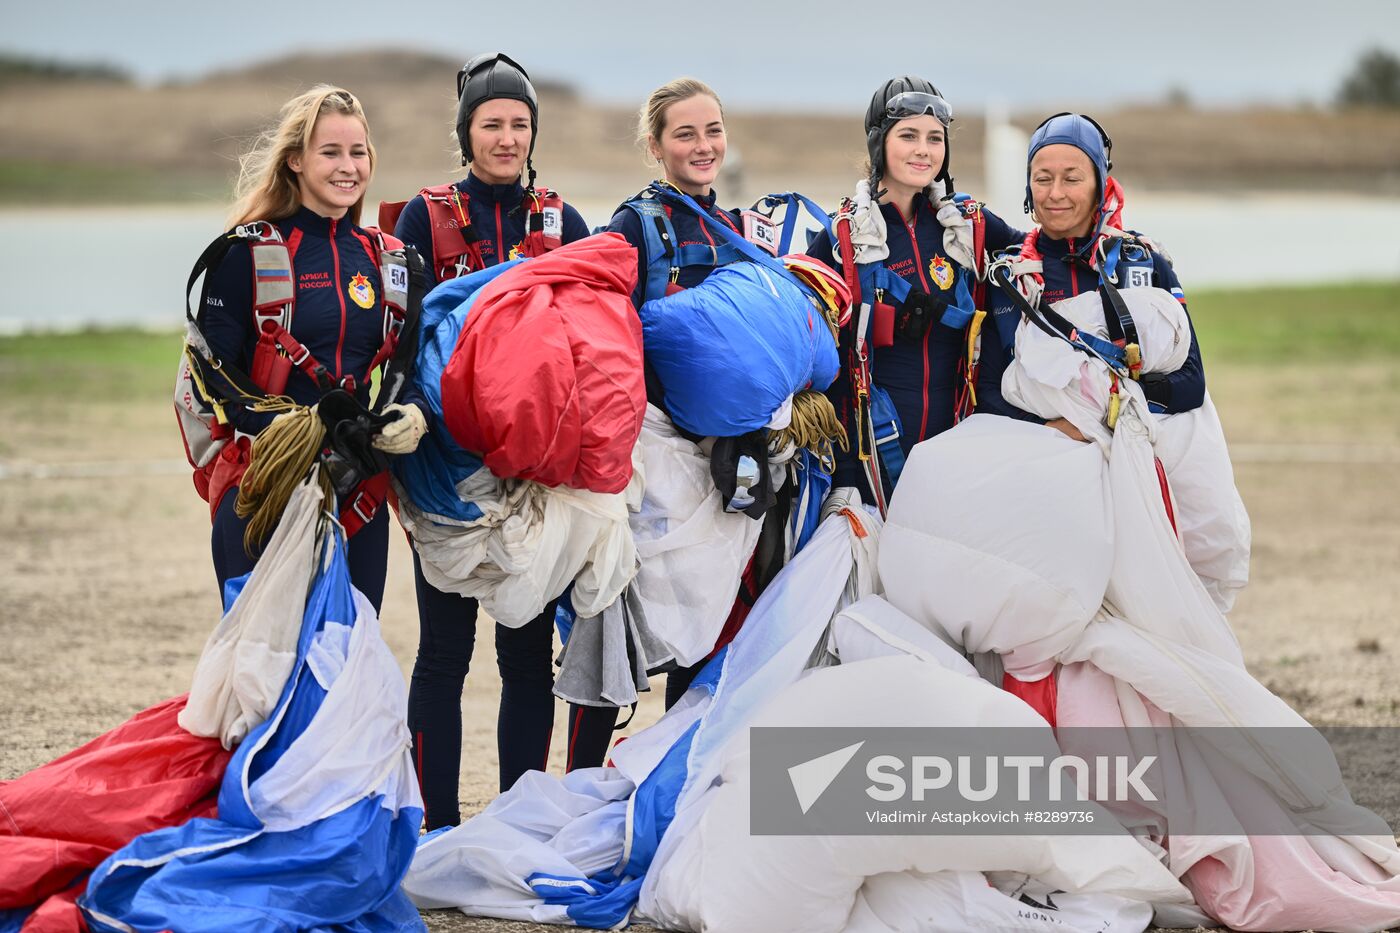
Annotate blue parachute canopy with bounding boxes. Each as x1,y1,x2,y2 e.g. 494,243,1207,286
639,261,840,438
80,523,424,932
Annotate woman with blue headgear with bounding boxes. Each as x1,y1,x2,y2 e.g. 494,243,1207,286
977,112,1206,436
808,76,1025,513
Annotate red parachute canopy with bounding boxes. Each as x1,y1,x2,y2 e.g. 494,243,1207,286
0,694,230,930
440,233,644,494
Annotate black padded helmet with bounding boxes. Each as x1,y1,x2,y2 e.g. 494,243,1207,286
455,52,539,184
864,76,954,195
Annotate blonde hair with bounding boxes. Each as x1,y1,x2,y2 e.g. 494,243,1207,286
228,86,376,227
637,77,723,163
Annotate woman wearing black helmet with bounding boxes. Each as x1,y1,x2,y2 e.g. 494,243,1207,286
388,52,610,831
809,77,1024,511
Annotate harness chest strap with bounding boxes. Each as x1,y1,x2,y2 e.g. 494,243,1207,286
625,188,749,303
245,226,411,393
833,203,890,513
418,183,563,281
520,187,564,257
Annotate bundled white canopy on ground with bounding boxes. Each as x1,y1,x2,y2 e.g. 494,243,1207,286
1002,285,1250,612
879,287,1400,930
403,503,881,928
405,505,1209,933
644,651,1188,933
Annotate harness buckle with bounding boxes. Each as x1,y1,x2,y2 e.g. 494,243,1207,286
1124,343,1142,380
350,491,373,524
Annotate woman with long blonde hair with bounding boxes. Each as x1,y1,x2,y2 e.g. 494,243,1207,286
185,85,427,609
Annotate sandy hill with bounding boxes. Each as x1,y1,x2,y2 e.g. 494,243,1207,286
2,48,1399,206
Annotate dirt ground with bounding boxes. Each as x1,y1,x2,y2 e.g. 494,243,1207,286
1,357,1398,931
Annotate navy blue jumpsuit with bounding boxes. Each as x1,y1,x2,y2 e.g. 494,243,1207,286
807,193,1024,500
202,205,420,611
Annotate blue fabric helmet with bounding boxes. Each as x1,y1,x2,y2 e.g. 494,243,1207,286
1023,113,1113,215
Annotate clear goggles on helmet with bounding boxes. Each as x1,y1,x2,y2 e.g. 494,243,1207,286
884,91,954,126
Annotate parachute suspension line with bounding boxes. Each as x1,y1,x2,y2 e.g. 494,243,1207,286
770,389,849,474
235,405,332,555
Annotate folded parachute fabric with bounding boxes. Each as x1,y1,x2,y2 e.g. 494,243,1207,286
178,473,322,747
71,480,425,933
438,233,644,494
392,236,645,627
640,258,840,437
395,461,641,627
401,505,1208,933
401,503,884,928
1002,285,1250,613
644,653,1188,933
883,354,1400,929
0,695,230,933
553,405,794,706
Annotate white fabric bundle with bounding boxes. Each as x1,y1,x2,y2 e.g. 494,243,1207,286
1152,393,1251,613
613,405,768,668
1002,286,1189,447
1002,285,1250,611
879,415,1113,681
180,477,322,746
394,454,642,627
643,650,1188,933
877,283,1400,930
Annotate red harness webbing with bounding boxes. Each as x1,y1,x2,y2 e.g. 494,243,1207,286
411,182,563,282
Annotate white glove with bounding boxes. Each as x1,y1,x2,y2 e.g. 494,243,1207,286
373,403,427,454
848,179,890,264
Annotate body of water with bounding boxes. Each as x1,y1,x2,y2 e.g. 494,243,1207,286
2,194,1397,333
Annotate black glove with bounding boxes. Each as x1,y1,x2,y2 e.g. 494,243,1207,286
317,389,395,497
894,289,949,344
1139,371,1172,409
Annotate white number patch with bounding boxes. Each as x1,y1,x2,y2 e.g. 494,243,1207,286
742,210,779,255
389,265,409,292
542,207,563,239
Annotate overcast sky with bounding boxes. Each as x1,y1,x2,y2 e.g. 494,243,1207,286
5,0,1397,112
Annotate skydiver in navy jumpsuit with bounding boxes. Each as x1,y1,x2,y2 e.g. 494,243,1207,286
391,53,610,830
975,112,1205,427
807,77,1025,504
201,88,428,613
